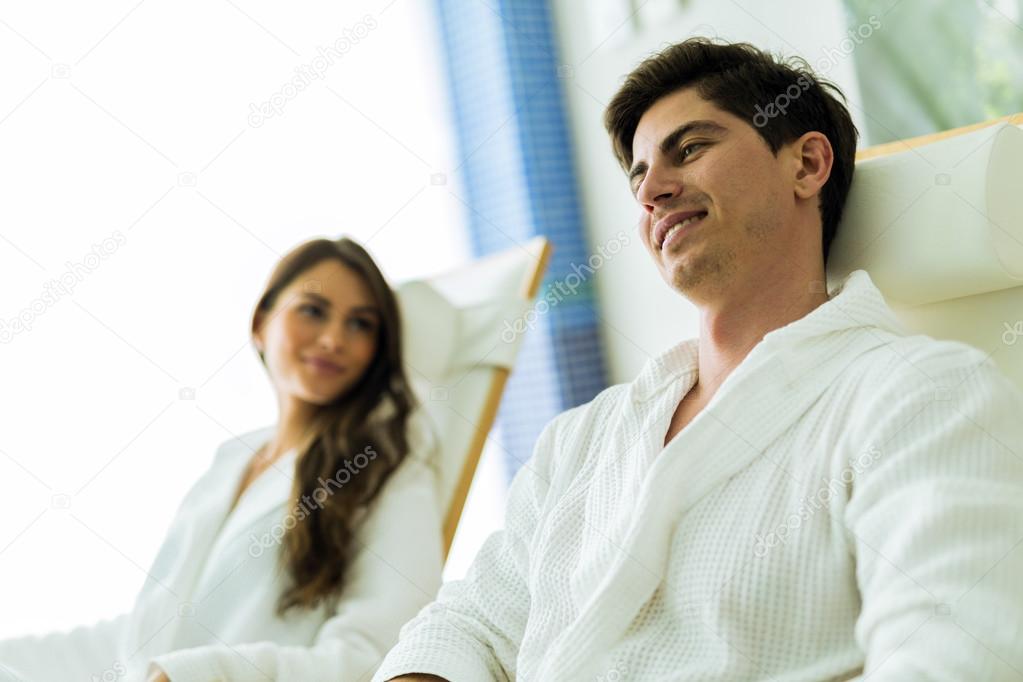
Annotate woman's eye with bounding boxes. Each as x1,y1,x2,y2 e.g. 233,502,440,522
299,303,323,318
347,317,376,332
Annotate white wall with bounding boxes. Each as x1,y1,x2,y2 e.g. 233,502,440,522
0,0,473,639
550,0,867,385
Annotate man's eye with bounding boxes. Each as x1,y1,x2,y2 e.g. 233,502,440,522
680,142,706,161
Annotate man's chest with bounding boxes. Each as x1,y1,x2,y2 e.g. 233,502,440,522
663,392,709,447
530,402,851,600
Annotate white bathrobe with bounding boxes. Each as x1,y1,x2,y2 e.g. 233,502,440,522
375,269,1023,682
0,411,443,682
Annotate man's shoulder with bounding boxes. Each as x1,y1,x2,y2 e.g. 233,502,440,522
852,329,997,387
527,382,632,472
515,382,634,497
546,381,633,435
843,328,1021,423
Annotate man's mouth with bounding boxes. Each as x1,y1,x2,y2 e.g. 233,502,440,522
657,211,708,250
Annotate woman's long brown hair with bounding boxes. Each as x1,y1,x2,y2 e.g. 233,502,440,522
251,236,417,615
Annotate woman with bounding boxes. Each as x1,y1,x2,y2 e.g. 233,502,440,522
0,237,443,682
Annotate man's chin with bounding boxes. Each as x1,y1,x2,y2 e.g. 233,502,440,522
664,250,735,301
660,252,696,290
668,272,699,299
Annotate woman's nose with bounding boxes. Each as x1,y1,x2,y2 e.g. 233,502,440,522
318,323,346,351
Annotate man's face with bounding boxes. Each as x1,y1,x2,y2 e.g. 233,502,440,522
630,87,796,303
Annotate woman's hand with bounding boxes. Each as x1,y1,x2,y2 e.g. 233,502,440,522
145,664,170,682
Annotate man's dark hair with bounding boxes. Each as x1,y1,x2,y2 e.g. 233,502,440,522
604,38,859,265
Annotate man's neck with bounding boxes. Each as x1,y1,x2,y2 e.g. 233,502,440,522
692,275,829,400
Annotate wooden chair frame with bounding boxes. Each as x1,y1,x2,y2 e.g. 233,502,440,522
856,112,1023,161
441,238,552,559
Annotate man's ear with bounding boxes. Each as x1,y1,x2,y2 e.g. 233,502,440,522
792,131,834,201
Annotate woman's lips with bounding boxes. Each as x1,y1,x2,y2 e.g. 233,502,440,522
305,358,344,374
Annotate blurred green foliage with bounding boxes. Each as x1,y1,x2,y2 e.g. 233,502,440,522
843,0,1023,144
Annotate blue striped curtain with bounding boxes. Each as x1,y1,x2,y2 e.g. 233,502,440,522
433,0,610,477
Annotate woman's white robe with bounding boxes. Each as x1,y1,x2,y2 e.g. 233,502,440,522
1,413,443,682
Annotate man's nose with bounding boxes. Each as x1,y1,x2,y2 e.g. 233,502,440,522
636,163,681,213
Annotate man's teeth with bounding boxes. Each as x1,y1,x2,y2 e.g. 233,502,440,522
662,214,703,246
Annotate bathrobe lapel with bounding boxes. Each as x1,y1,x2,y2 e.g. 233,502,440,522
539,270,907,680
126,394,403,661
123,426,280,660
212,448,296,554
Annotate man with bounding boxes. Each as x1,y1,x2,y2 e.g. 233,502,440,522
374,38,1023,681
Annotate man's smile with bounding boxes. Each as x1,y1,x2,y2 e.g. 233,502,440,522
654,209,708,250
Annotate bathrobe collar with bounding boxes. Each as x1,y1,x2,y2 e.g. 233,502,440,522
125,394,400,659
628,268,906,403
211,436,297,553
540,269,909,680
213,392,402,551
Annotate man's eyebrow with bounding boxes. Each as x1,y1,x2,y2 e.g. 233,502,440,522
628,119,728,184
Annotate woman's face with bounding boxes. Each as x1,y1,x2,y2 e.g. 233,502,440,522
253,259,381,408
